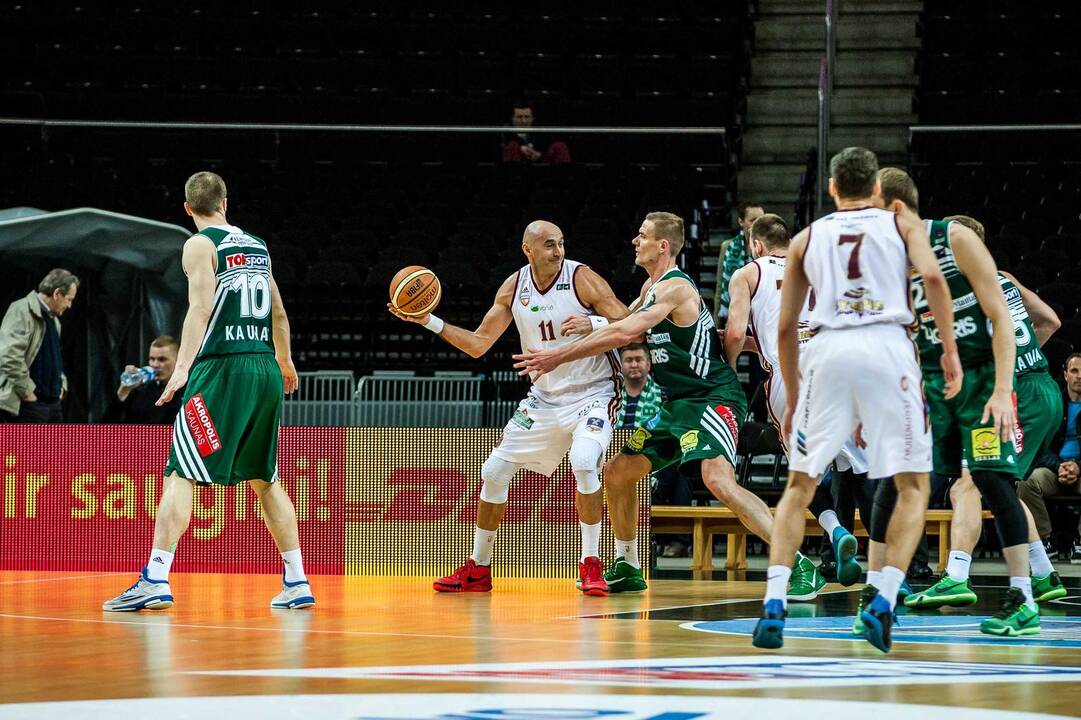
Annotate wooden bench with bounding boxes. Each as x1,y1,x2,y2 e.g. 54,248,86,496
651,505,992,579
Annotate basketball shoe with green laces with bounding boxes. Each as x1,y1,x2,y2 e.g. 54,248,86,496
980,587,1041,636
602,557,648,593
787,553,827,601
903,575,978,608
1032,571,1067,604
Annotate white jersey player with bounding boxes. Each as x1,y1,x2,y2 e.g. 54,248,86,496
753,148,962,655
388,220,628,597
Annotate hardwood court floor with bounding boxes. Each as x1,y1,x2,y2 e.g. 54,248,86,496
2,570,1081,718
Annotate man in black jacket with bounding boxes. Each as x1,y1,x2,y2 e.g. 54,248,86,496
1018,353,1081,545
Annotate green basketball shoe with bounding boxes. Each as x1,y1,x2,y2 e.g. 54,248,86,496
1032,571,1067,604
787,553,827,601
980,588,1040,636
903,575,977,608
603,557,648,593
852,584,878,636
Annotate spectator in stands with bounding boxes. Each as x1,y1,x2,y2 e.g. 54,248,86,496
0,268,79,423
106,336,183,424
1018,353,1081,545
714,201,765,320
615,343,663,429
502,100,572,164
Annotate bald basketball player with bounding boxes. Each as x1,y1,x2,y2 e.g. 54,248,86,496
389,220,629,596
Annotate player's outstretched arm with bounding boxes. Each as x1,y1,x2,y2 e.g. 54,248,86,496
951,223,1015,439
514,278,689,378
158,235,216,406
387,273,515,359
778,229,810,436
724,263,757,369
1001,270,1060,346
902,213,962,398
268,272,298,395
559,266,631,336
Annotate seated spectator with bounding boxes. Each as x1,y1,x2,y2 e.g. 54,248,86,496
106,336,183,424
714,201,764,321
501,100,571,164
615,343,663,429
1018,352,1081,549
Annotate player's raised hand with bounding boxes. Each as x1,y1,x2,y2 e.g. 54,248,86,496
981,387,1016,442
513,348,561,378
940,349,963,400
157,366,189,406
560,316,592,336
277,356,299,395
386,303,428,325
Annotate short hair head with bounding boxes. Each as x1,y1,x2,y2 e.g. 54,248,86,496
877,167,919,213
749,213,789,250
644,211,685,257
736,201,764,222
620,342,648,358
37,268,80,296
185,171,227,216
829,147,879,200
944,214,985,242
1065,352,1081,372
150,335,180,353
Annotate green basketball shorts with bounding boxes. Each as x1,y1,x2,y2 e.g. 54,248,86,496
622,393,747,472
164,353,283,486
925,361,1018,478
1015,369,1064,480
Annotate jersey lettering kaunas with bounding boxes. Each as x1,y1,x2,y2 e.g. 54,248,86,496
196,225,275,359
513,260,621,404
911,219,993,372
641,268,736,399
802,207,914,332
747,255,815,374
999,273,1048,375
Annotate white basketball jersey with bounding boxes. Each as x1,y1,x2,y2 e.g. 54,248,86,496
512,260,621,403
748,255,814,373
802,207,914,331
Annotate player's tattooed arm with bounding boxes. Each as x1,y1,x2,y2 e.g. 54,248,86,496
560,266,631,336
1001,270,1060,346
723,263,758,369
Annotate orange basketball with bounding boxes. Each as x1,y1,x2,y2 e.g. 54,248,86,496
389,265,442,317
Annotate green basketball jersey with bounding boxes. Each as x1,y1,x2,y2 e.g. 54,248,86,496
912,219,994,372
196,225,275,360
641,268,739,399
999,272,1048,375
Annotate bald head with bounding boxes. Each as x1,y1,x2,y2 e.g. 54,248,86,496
521,219,565,273
523,220,562,244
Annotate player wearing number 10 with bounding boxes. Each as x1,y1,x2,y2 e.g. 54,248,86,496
104,171,314,612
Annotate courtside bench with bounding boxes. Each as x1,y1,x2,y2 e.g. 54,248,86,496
651,505,991,578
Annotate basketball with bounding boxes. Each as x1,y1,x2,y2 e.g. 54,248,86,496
389,265,442,317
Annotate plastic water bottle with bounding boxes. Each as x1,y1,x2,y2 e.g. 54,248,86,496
120,366,156,388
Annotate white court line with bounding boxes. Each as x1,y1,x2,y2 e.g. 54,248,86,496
0,573,119,586
565,586,861,620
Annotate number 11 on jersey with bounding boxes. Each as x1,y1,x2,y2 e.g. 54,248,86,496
538,320,556,341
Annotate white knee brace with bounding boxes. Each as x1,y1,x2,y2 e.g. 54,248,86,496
569,437,604,495
480,455,519,504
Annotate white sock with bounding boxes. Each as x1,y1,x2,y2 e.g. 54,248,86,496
945,550,972,582
818,509,841,537
146,548,174,581
1011,576,1037,610
1029,541,1055,578
281,548,307,583
471,527,497,566
617,538,640,568
765,564,792,608
879,565,906,611
580,521,601,562
866,570,883,589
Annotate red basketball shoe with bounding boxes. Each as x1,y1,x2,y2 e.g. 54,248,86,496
579,556,609,596
434,558,492,592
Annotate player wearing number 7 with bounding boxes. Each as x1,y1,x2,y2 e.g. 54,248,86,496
750,148,964,654
104,171,312,612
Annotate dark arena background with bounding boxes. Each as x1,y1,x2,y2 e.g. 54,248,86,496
2,2,1081,719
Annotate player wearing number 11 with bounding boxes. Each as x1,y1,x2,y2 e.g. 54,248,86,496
104,171,314,612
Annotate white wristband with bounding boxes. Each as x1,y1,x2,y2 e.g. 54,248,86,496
588,315,609,331
423,314,445,334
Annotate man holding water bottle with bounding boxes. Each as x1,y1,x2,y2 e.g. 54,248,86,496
108,336,182,424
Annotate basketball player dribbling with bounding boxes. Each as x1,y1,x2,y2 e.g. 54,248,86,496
751,148,962,653
388,220,628,595
103,172,313,612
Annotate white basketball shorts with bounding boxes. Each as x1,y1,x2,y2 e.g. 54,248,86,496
490,388,617,476
767,371,869,476
788,324,931,479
